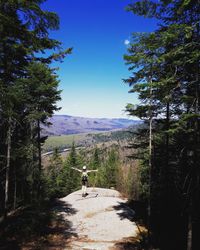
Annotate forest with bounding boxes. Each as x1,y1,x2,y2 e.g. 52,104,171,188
124,0,200,249
0,0,200,250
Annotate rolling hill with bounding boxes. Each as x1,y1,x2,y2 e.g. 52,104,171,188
42,115,141,136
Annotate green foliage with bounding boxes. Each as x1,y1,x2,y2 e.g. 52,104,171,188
138,158,149,201
43,130,137,153
124,0,200,249
97,148,120,188
92,147,101,168
43,134,87,152
0,0,72,217
43,143,84,199
22,62,61,122
87,147,101,187
63,142,81,192
44,148,64,199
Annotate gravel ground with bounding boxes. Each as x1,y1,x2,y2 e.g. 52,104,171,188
57,188,138,250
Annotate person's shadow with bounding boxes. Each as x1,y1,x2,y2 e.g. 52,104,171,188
76,192,98,201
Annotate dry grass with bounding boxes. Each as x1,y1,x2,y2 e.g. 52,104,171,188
84,211,98,218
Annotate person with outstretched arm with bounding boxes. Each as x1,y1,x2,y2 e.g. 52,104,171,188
72,165,98,197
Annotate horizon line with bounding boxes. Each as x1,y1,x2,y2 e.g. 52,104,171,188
52,113,140,120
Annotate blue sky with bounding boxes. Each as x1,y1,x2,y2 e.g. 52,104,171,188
43,0,157,118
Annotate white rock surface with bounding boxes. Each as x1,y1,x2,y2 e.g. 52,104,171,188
58,188,137,250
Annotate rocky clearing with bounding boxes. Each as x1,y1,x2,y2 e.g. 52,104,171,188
54,187,139,250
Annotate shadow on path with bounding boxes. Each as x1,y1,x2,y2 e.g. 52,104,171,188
113,200,148,250
0,200,78,250
114,202,136,222
113,200,147,223
76,193,98,201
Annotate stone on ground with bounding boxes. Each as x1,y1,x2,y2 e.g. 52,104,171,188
56,188,138,250
55,188,138,250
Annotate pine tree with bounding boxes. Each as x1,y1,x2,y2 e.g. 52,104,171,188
99,148,119,189
124,0,200,249
62,142,81,194
0,0,72,218
21,62,61,198
89,147,101,187
45,148,63,199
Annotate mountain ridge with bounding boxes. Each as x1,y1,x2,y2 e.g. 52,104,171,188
42,114,141,136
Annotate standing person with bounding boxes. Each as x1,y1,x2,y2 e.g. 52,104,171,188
72,165,98,197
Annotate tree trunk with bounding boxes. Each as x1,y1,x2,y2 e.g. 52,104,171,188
187,204,192,250
13,164,17,210
148,77,153,243
191,66,200,250
4,116,12,219
37,119,41,172
37,119,42,200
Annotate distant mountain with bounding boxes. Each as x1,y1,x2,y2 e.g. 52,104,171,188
42,115,141,136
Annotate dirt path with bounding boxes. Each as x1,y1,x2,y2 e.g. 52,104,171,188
55,188,138,250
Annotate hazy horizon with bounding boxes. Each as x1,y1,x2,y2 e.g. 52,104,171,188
51,113,140,120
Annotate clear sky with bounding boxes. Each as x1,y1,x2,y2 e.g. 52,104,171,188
43,0,157,118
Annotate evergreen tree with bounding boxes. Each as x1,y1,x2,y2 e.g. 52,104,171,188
0,0,72,219
99,148,119,188
45,148,64,199
92,147,101,169
22,62,61,198
89,147,101,187
62,142,81,194
124,0,200,249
